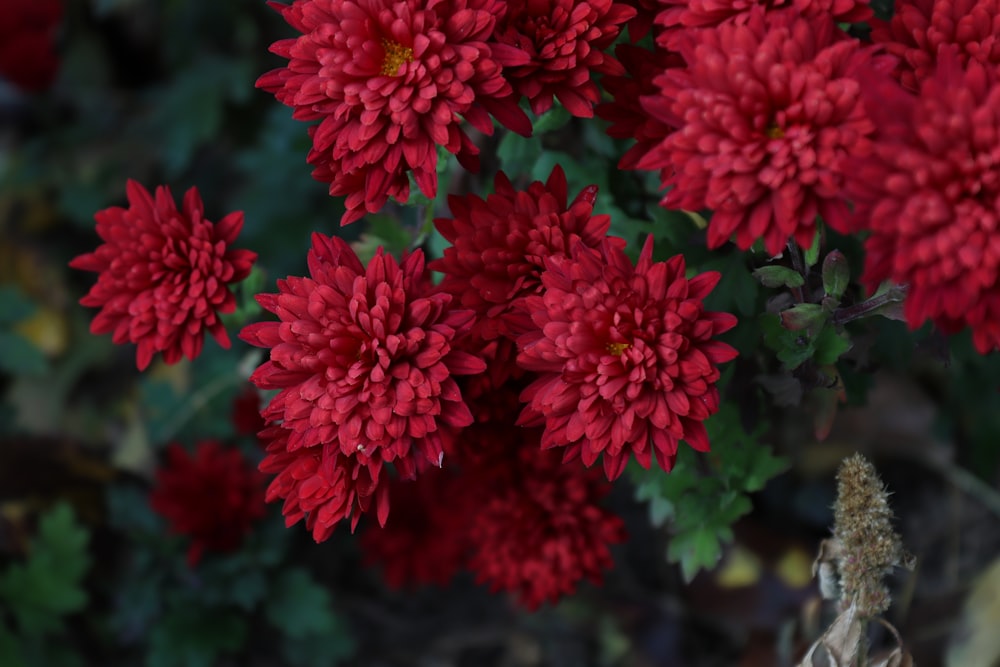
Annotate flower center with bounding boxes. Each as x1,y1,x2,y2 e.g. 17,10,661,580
766,122,785,139
606,341,631,355
381,38,414,76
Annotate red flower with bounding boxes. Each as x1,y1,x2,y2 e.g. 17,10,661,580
359,467,471,588
240,233,485,536
516,236,738,480
456,394,626,610
845,50,1000,353
492,0,635,117
654,0,870,49
638,12,888,255
258,0,531,226
149,441,267,566
595,43,683,170
870,0,1000,91
430,166,617,345
231,384,266,441
70,181,256,371
0,0,62,92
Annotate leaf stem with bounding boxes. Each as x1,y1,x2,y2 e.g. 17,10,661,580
831,285,909,326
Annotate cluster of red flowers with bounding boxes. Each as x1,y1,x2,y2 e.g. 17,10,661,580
257,0,635,224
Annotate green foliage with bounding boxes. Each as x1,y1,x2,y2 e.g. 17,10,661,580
148,607,247,667
0,504,90,642
266,568,355,666
0,286,48,376
631,399,787,581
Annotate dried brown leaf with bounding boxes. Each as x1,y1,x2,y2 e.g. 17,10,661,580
798,601,862,667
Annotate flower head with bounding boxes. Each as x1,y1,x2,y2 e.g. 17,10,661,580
258,0,531,225
70,180,256,370
845,50,1000,353
492,0,635,117
638,12,887,255
0,0,63,92
430,165,617,345
516,236,737,480
149,441,267,566
240,233,485,536
870,0,1000,91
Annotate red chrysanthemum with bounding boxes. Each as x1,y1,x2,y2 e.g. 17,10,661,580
870,0,1000,91
149,441,267,566
240,233,485,536
491,0,635,117
638,12,888,256
654,0,870,49
359,466,471,588
70,180,256,371
516,236,738,480
595,43,683,171
430,165,618,346
257,0,532,226
845,50,1000,353
455,395,626,610
0,0,62,92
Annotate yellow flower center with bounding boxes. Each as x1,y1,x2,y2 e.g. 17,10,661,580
606,341,631,355
381,38,414,77
766,122,785,139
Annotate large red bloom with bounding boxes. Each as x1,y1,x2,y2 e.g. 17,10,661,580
430,166,617,346
70,180,256,371
638,12,887,256
516,236,738,480
0,0,62,92
240,234,485,536
491,0,635,117
654,0,870,49
870,0,1000,91
845,51,1000,353
149,441,267,566
258,0,531,225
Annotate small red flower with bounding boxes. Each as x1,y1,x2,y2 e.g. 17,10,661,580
517,236,738,480
430,166,617,345
0,0,63,92
845,50,1000,353
149,441,267,566
870,0,1000,91
654,0,870,49
258,0,531,226
638,12,888,255
70,180,256,371
492,0,635,117
240,233,485,536
596,43,683,171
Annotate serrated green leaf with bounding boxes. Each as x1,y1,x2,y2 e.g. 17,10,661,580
266,568,338,639
752,265,805,289
813,326,853,365
760,313,815,370
668,526,726,582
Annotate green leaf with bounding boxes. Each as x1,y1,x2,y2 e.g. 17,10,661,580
821,250,850,300
668,525,729,583
813,326,853,366
803,227,822,267
147,608,247,667
0,504,90,637
0,620,26,667
779,303,825,332
752,265,805,289
281,630,356,667
760,313,815,370
0,332,48,375
0,286,35,324
532,105,571,134
265,568,339,640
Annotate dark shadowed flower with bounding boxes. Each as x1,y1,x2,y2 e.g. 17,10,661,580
70,180,256,371
517,236,738,480
638,11,888,256
0,0,63,92
596,43,683,171
845,49,1000,354
870,0,1000,91
654,0,870,49
430,165,617,346
257,0,531,225
231,383,267,442
149,441,267,566
492,0,635,117
240,233,485,537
